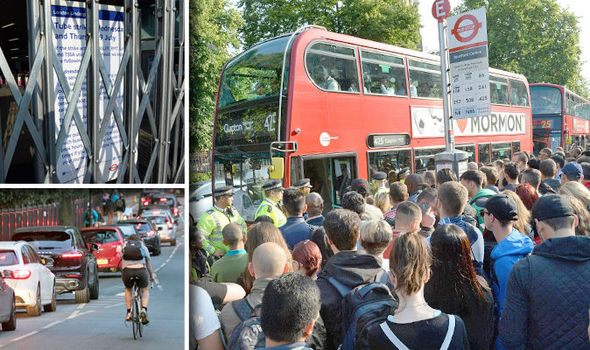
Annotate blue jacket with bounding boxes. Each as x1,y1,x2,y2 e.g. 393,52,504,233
437,216,484,267
264,342,313,350
306,215,324,227
500,236,590,350
280,217,313,249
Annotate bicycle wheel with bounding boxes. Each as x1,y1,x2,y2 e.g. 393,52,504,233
131,289,139,340
137,293,143,338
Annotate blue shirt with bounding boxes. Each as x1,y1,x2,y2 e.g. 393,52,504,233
264,342,313,350
225,249,246,256
280,217,312,249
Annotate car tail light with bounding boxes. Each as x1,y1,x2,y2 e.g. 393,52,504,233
62,252,83,259
146,230,156,237
142,200,150,206
159,198,167,202
65,273,81,278
12,269,31,279
173,208,179,216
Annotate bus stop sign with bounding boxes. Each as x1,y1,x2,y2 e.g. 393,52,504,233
432,0,451,22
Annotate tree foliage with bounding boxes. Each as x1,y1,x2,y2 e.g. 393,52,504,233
455,0,588,98
190,0,243,153
240,0,421,50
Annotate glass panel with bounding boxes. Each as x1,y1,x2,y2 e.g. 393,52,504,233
408,60,443,99
12,231,73,249
490,75,509,105
215,104,279,147
512,141,520,154
306,42,359,93
530,86,562,115
0,250,18,266
478,143,490,164
332,158,354,206
491,142,512,160
218,36,291,108
82,230,119,244
367,150,412,181
456,144,475,162
361,50,407,96
414,148,445,172
566,93,590,119
510,79,529,107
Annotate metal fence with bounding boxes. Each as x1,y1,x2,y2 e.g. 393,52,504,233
0,0,185,183
0,204,59,241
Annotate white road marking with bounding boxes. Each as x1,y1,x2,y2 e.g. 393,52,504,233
41,321,63,330
103,302,125,309
115,292,125,296
154,239,182,273
9,331,39,342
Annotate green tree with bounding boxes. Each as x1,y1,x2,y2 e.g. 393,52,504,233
240,0,421,50
455,0,589,98
190,0,243,153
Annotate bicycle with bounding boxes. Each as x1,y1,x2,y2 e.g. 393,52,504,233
129,276,144,340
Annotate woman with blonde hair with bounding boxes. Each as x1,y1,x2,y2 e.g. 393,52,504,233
559,181,590,208
359,231,470,349
503,190,531,237
360,220,393,268
375,191,392,214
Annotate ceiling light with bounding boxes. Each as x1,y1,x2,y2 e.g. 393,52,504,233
1,23,15,29
8,38,19,42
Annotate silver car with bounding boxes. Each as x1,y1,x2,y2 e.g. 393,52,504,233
141,210,177,246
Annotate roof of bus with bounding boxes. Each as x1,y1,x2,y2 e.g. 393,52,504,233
231,27,529,83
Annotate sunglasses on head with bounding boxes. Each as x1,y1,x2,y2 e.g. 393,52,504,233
480,209,490,217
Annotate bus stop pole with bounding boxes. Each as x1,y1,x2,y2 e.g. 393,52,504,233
438,20,454,152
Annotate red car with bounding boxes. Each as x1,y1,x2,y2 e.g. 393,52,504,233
80,227,125,272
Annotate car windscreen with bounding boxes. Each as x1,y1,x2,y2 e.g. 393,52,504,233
116,225,137,238
0,250,18,266
145,216,166,225
82,230,119,244
118,221,151,233
12,231,73,249
152,196,175,206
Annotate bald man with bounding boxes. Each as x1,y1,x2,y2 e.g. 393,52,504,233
306,192,325,227
220,242,290,339
405,174,424,203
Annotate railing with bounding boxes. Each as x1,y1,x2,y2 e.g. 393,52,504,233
0,204,59,241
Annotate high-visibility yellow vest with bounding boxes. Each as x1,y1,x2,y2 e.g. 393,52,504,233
197,206,246,255
255,198,286,227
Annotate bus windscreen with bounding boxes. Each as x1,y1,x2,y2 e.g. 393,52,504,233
531,85,562,115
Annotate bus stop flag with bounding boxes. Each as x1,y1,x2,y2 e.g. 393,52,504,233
447,8,491,119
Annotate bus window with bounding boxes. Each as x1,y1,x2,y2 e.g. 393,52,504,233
491,142,512,161
512,141,520,154
218,36,291,108
408,60,443,99
305,42,359,93
510,79,529,107
566,92,590,119
414,147,445,172
360,50,407,96
478,143,490,164
367,149,412,181
333,158,354,206
456,144,475,163
490,75,509,105
531,85,561,114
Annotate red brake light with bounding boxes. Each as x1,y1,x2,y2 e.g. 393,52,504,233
173,208,178,215
159,198,167,202
12,269,31,279
167,221,173,230
62,252,83,259
146,230,156,237
143,201,149,206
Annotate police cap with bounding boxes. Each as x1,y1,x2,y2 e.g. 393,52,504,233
262,180,284,192
293,178,312,188
214,186,234,197
372,171,387,181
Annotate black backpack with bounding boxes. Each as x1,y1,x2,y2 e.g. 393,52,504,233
325,271,398,350
229,300,265,350
85,210,92,223
123,240,143,260
115,198,124,210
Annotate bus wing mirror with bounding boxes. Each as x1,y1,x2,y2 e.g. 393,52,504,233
269,157,284,179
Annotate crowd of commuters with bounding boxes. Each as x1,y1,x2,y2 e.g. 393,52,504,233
191,145,590,350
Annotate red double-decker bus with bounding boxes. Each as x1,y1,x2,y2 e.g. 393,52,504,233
212,27,532,218
530,83,590,153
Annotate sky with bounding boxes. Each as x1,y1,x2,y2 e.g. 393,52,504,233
418,0,590,83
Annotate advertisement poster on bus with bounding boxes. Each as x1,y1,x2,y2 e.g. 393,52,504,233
51,0,123,183
446,8,491,119
411,106,525,137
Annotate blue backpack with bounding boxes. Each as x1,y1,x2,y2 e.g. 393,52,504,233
326,272,398,350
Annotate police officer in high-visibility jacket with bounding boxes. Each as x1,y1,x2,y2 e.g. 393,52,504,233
197,186,246,258
372,171,389,196
255,180,287,227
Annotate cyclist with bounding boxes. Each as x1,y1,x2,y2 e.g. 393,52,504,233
121,234,155,324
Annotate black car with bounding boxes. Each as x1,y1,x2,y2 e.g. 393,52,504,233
0,274,16,331
117,220,161,256
139,190,161,211
12,226,100,304
149,193,179,218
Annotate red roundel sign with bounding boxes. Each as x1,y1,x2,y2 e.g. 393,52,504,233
109,163,118,172
451,14,483,43
432,0,451,22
